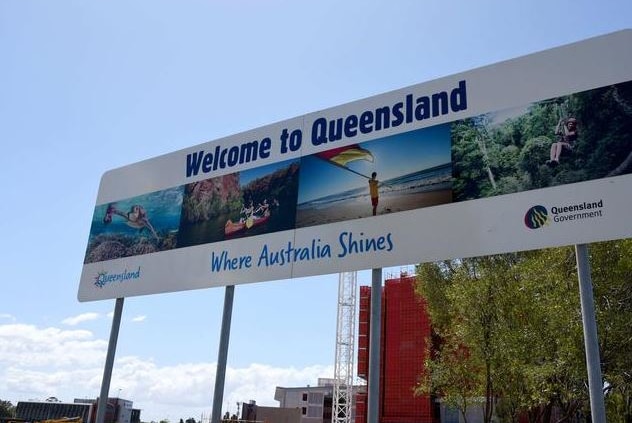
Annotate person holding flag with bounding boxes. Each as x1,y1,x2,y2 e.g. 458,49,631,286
316,143,380,216
369,172,379,216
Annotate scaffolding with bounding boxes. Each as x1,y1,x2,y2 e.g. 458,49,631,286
332,271,357,423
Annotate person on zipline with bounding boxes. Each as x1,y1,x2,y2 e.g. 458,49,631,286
369,172,379,216
547,117,579,166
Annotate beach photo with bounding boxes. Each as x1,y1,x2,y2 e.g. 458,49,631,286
84,186,184,263
177,159,300,247
295,124,453,228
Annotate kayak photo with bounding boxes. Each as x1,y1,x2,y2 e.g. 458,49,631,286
176,159,300,247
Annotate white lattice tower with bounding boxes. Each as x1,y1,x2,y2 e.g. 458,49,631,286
333,271,357,423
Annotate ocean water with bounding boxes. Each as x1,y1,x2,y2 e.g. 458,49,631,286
88,186,184,240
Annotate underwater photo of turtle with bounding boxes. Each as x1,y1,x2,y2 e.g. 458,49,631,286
83,186,183,263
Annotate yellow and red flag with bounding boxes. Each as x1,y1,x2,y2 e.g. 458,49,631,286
316,145,374,167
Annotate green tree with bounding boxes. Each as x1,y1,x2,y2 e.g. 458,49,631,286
507,248,588,421
416,255,522,422
0,400,16,418
589,239,632,422
415,240,632,422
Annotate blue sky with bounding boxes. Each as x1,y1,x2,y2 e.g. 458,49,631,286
1,1,631,421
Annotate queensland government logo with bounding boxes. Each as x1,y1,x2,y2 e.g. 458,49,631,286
524,205,549,229
524,199,604,230
94,267,141,288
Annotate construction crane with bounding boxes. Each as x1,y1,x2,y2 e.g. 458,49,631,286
332,271,357,423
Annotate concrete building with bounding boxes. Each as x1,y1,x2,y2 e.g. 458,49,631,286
15,398,140,423
274,378,364,423
240,400,301,423
16,400,94,423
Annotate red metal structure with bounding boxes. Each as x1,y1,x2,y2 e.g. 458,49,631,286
356,272,436,423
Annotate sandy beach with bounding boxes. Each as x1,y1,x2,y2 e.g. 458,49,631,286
296,189,452,228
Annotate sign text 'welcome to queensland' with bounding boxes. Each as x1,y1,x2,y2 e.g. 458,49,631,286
185,81,468,178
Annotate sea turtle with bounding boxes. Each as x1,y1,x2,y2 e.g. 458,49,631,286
103,203,159,240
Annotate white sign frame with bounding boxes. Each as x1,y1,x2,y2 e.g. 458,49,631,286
79,30,632,301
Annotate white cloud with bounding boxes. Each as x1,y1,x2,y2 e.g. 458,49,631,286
0,324,106,368
0,323,333,422
0,314,16,321
108,361,334,421
62,313,101,326
224,363,333,407
131,315,147,323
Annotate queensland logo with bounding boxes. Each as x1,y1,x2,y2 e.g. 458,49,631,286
94,267,141,288
524,205,549,229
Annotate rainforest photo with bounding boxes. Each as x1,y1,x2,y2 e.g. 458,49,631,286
451,81,632,202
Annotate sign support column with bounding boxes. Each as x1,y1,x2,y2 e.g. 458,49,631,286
96,297,124,423
211,285,235,423
575,244,606,422
367,268,382,423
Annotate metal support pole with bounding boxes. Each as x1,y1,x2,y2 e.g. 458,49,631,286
96,297,124,423
575,244,607,423
367,268,382,423
211,285,235,423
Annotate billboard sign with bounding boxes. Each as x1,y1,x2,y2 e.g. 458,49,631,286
79,30,632,301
